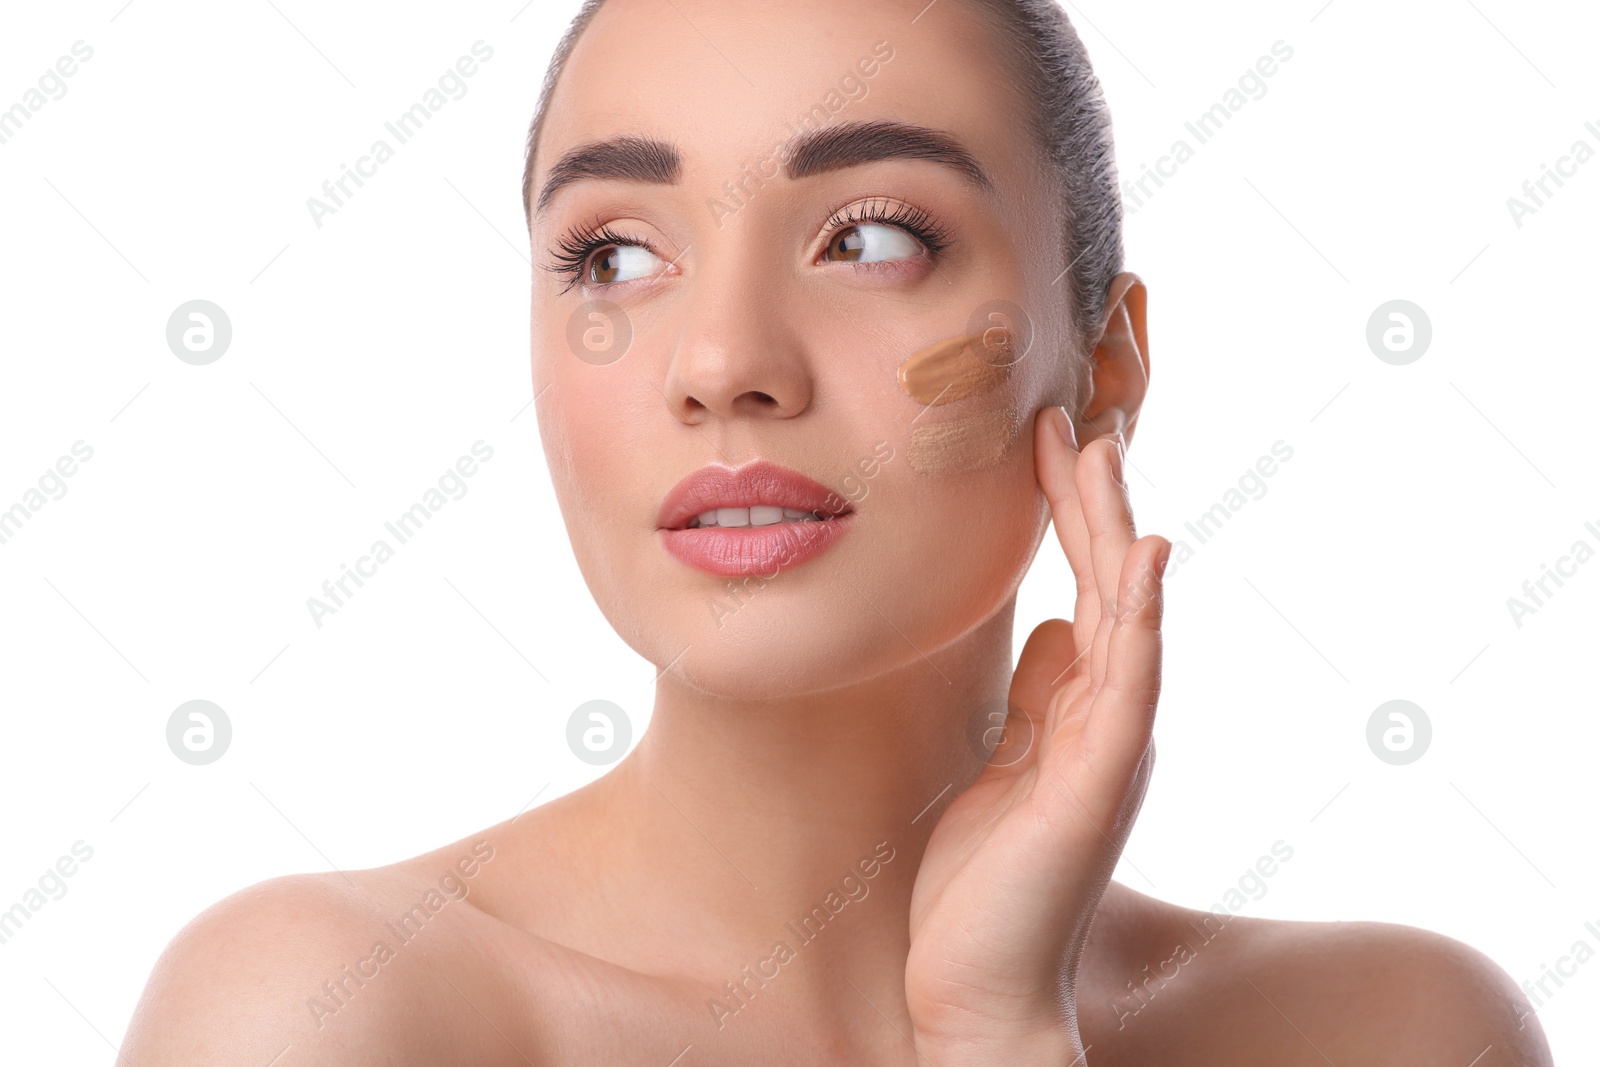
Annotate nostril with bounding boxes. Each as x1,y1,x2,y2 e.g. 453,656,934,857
728,390,780,414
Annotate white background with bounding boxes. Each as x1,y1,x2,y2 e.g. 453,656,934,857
1,0,1595,1061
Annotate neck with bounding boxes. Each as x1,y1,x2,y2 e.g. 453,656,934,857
591,599,1018,1009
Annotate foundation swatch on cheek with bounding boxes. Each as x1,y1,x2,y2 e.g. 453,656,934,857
897,330,1017,407
898,328,1023,475
908,407,1021,475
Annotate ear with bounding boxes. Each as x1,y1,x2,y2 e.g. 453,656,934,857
1071,271,1150,453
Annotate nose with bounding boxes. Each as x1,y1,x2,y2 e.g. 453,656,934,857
661,251,814,425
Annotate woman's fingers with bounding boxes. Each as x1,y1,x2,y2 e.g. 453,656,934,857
1034,408,1100,674
1010,618,1074,720
996,618,1078,778
1034,406,1161,794
1081,435,1138,689
1083,534,1170,796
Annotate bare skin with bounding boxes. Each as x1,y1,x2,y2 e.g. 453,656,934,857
121,803,1552,1065
124,0,1551,1063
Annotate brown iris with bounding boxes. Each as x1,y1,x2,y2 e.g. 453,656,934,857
826,226,869,262
590,246,625,284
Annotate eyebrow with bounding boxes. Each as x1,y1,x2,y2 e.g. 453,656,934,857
533,120,995,218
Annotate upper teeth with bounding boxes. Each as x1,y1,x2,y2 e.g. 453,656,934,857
692,506,825,528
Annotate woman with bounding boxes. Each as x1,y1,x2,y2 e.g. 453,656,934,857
125,0,1552,1062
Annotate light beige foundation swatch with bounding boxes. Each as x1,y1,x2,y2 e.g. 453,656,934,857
908,407,1021,475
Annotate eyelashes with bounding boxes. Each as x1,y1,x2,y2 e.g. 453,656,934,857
542,197,956,295
821,196,953,259
543,220,652,296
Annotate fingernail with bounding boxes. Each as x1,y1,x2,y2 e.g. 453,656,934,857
1109,438,1126,486
1053,406,1077,450
1156,541,1171,578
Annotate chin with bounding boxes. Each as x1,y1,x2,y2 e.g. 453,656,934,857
614,540,1035,704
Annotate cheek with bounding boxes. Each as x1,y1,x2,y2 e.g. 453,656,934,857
534,343,639,578
877,442,1045,652
536,314,652,507
906,407,1023,475
535,376,667,657
895,328,1031,478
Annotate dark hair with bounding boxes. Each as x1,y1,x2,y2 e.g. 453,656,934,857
521,0,1123,377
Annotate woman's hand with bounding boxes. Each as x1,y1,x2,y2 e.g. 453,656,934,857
905,406,1171,1063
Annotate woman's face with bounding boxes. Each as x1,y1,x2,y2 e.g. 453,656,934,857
529,0,1081,699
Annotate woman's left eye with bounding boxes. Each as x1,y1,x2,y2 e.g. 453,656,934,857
589,244,664,285
822,222,924,264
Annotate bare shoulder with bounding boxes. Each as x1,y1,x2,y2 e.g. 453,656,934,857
1221,910,1554,1065
121,835,533,1066
1082,884,1554,1066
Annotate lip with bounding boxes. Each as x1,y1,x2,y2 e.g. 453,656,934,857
657,459,855,577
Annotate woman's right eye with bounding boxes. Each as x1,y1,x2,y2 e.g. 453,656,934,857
548,223,670,293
